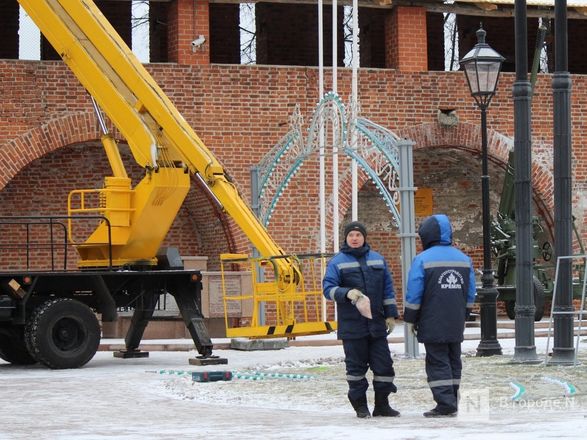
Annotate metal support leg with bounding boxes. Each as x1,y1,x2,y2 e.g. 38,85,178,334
114,289,156,359
172,280,227,365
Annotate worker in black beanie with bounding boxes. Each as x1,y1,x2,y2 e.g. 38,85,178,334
344,221,368,239
323,221,400,418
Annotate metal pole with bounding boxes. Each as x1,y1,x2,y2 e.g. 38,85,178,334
550,0,575,364
399,140,418,357
318,0,325,254
332,0,340,251
250,166,265,325
476,105,503,356
350,0,359,221
512,0,539,362
318,0,327,321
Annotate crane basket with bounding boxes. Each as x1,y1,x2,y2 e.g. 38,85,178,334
220,253,337,338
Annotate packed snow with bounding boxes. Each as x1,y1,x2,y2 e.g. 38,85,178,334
1,323,586,439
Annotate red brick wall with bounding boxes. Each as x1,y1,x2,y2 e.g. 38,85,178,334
2,60,587,314
385,6,428,71
168,0,210,65
0,141,232,271
1,61,583,233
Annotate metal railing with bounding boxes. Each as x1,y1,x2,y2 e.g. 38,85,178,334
0,215,113,272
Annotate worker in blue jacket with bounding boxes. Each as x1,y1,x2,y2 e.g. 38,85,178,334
404,214,476,417
323,221,400,418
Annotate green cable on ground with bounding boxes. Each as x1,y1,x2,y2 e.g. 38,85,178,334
146,369,316,381
233,371,315,380
146,369,192,376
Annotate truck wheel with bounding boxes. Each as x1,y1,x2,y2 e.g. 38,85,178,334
503,279,545,321
25,298,101,369
0,327,37,365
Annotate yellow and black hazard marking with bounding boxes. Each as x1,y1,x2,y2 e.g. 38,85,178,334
226,321,337,339
221,253,337,339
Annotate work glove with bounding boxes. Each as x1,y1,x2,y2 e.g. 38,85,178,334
347,290,372,319
346,289,364,304
386,317,396,334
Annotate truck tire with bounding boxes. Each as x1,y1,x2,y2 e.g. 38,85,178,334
24,298,101,369
504,278,545,321
0,327,37,365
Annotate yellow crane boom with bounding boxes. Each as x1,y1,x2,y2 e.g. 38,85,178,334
18,0,295,281
16,0,336,339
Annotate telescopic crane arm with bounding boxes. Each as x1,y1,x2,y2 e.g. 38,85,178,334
19,0,298,286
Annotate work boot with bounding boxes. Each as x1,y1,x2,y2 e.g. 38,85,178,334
372,392,400,417
349,395,371,418
423,408,457,418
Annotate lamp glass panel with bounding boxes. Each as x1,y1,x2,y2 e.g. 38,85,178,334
476,61,500,94
464,63,479,94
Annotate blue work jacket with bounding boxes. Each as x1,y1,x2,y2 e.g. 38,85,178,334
323,244,398,340
404,214,476,343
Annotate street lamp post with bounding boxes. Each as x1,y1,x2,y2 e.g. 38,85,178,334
461,26,504,356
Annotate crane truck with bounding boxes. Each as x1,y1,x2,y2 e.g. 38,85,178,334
0,0,333,369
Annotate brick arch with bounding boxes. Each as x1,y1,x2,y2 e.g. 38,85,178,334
396,122,555,238
331,122,554,242
0,111,236,263
0,112,101,191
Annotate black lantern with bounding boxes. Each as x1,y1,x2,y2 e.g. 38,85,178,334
461,26,505,111
460,26,504,356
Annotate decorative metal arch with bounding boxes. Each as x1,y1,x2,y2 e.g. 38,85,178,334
345,117,402,225
253,92,405,228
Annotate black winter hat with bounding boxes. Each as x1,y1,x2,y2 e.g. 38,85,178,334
344,221,367,239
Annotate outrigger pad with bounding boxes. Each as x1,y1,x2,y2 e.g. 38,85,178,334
189,355,228,366
113,349,150,359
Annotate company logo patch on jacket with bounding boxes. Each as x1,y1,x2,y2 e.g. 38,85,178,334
438,270,464,290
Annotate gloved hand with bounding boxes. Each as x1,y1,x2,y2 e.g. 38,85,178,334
346,289,364,304
386,317,396,334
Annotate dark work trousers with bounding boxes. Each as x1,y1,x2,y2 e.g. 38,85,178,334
342,335,397,401
424,342,462,413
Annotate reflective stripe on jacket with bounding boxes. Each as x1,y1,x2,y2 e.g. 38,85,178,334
404,215,476,343
323,249,398,340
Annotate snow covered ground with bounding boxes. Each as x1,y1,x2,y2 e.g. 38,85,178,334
1,324,586,439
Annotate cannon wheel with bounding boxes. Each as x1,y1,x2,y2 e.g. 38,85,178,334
505,277,545,321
